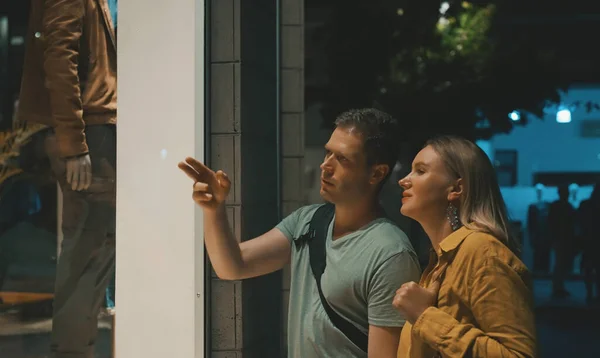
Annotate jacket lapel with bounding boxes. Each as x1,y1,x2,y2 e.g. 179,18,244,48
95,0,116,49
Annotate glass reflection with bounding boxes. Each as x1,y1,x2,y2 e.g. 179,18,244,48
0,1,116,357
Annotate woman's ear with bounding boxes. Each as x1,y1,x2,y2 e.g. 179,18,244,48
447,178,463,202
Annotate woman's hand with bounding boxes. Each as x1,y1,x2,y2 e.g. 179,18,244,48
392,281,440,324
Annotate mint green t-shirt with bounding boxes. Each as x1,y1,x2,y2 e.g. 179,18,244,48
276,204,421,358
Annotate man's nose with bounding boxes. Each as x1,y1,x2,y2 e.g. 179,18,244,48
320,157,333,172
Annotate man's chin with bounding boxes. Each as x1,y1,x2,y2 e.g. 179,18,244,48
319,188,333,201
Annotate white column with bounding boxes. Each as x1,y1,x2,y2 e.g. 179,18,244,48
116,1,205,357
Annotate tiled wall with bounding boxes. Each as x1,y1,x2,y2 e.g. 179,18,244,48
280,0,305,355
209,0,303,356
209,1,243,356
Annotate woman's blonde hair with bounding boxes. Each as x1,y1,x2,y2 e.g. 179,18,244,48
426,135,519,252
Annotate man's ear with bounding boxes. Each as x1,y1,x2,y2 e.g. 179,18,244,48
370,164,389,186
447,178,463,202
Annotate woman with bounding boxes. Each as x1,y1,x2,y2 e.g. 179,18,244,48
392,136,536,358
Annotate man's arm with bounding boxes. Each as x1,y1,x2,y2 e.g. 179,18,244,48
179,158,293,280
204,205,291,280
368,326,402,358
42,0,88,158
367,250,422,357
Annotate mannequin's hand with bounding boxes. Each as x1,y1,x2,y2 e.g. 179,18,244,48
392,281,440,324
178,157,231,212
66,154,92,191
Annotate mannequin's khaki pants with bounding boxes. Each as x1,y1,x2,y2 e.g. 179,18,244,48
44,124,116,358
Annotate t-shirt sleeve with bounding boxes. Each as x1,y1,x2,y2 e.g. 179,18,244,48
275,205,311,242
367,250,421,327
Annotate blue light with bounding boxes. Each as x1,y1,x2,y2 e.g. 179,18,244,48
509,111,520,121
556,108,571,123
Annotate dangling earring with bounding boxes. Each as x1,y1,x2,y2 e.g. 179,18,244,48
446,203,462,231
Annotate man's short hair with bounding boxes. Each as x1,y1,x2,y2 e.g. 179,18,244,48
334,108,400,174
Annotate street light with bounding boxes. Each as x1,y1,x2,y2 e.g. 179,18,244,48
556,108,571,123
509,111,520,121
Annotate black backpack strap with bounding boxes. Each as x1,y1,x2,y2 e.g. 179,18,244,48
307,203,369,353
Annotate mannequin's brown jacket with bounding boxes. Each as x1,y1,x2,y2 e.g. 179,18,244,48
18,0,117,158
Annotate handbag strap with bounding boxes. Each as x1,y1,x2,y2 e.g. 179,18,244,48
307,203,368,353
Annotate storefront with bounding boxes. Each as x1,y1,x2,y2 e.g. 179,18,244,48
0,0,305,355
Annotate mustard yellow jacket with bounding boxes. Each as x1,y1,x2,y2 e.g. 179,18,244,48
398,227,537,358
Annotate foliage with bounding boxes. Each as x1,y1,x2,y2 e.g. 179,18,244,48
0,121,46,194
309,0,578,148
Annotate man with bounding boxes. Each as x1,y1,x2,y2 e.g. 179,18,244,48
527,183,551,274
179,108,421,357
548,184,576,298
18,0,117,357
579,184,600,303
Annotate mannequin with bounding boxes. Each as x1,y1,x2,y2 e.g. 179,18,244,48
18,0,117,357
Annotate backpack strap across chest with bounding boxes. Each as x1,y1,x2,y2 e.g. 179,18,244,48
304,203,368,353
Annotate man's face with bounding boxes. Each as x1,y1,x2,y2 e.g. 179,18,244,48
319,127,379,204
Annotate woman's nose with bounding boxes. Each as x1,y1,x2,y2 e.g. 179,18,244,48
398,176,410,189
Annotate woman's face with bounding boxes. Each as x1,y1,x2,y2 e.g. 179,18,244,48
399,145,458,222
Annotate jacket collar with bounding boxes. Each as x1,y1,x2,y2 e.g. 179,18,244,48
96,0,117,49
437,226,474,255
